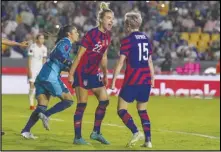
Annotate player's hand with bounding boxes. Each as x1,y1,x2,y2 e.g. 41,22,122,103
28,72,32,80
110,79,116,90
103,75,108,87
68,74,74,85
110,81,115,90
63,66,70,72
19,41,29,48
151,78,155,88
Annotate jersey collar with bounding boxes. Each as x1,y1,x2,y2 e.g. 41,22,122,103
64,37,72,44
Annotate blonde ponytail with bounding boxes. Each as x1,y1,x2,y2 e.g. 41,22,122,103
100,2,110,10
97,2,113,26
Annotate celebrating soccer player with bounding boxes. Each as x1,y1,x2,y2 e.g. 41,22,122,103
68,2,114,145
21,25,79,139
27,34,47,110
111,11,155,148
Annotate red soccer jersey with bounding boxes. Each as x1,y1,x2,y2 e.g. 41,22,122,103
120,31,153,86
77,27,111,75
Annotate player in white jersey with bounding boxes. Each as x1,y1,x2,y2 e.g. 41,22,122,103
27,34,47,110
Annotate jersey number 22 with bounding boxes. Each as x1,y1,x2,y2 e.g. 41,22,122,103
138,43,149,61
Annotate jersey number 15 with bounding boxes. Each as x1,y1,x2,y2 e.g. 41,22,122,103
138,43,149,61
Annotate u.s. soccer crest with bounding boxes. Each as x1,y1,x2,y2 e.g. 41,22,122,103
64,45,69,51
83,80,88,86
102,40,108,46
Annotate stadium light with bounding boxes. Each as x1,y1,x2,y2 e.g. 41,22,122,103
54,1,57,3
56,25,60,29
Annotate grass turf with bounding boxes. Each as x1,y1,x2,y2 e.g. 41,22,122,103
1,95,220,150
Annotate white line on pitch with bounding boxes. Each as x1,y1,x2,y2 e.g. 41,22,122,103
18,115,64,122
17,115,220,140
159,129,220,140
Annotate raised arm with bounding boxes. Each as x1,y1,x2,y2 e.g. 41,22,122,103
2,38,29,47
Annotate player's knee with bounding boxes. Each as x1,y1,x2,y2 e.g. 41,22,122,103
60,92,72,100
117,109,127,117
75,103,87,115
99,100,109,107
35,105,47,114
65,100,74,107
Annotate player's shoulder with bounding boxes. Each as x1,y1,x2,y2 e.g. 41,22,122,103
59,37,72,46
120,35,131,45
30,43,37,48
62,37,71,43
42,44,47,49
86,27,98,35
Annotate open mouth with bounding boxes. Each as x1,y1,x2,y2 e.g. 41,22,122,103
108,23,112,28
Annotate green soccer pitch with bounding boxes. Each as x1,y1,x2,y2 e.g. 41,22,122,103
2,95,220,150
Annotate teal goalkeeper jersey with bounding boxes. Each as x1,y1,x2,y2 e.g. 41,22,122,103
36,37,72,82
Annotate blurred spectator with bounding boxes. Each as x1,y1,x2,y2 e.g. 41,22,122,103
3,17,18,36
204,16,218,32
181,15,195,32
157,16,173,31
31,21,40,38
214,17,220,32
20,8,34,27
74,12,86,27
160,52,172,73
210,40,220,60
178,5,189,16
176,40,198,60
83,19,94,32
1,1,220,62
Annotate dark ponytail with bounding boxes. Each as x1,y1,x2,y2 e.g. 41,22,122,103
55,25,76,44
44,25,76,44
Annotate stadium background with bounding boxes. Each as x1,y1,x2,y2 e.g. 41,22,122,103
1,1,220,151
2,1,220,73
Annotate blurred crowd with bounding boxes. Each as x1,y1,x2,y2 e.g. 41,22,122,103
1,1,220,65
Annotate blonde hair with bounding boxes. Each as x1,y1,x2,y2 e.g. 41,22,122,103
124,11,142,30
97,2,113,26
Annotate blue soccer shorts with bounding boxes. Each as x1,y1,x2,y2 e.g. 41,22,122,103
119,84,151,103
35,78,69,98
72,71,104,90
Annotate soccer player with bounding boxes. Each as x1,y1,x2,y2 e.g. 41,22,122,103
27,34,47,110
68,2,114,145
21,25,79,139
111,12,154,148
1,39,29,136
